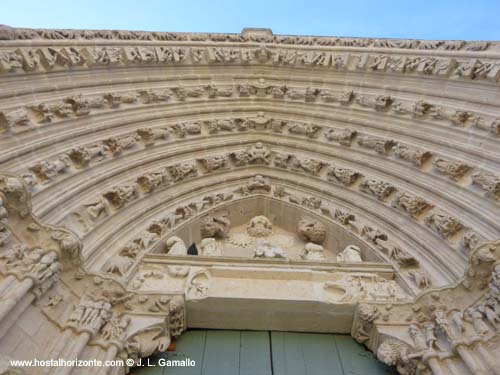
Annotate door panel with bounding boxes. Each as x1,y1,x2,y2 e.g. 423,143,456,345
131,330,394,375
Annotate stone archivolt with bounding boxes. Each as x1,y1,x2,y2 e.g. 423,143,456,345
0,26,499,374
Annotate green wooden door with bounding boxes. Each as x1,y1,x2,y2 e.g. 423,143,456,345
131,330,395,375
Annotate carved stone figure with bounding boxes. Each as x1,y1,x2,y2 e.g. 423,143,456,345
167,163,198,182
297,218,326,244
254,240,287,259
323,128,356,146
197,155,230,173
69,144,107,168
103,184,138,208
334,209,355,225
409,325,427,351
288,122,321,138
31,155,72,184
247,215,273,237
200,238,223,256
337,245,363,262
105,254,134,276
165,236,188,256
288,156,326,176
100,313,130,341
465,307,490,335
360,179,396,201
136,170,169,192
409,270,431,289
0,109,31,132
327,166,362,186
423,323,438,350
232,142,271,165
136,127,171,146
425,212,464,239
67,295,111,333
172,122,201,137
376,339,409,369
392,144,432,166
200,212,230,238
393,192,433,218
433,158,471,180
103,135,140,156
84,196,110,221
471,171,500,200
246,175,271,193
359,133,395,153
301,243,326,261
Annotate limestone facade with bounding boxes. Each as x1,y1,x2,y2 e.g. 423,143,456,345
0,25,499,374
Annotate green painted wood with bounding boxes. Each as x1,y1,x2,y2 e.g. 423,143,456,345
239,331,272,375
201,330,241,375
131,330,394,375
271,332,306,375
300,333,344,375
160,330,206,375
334,334,395,375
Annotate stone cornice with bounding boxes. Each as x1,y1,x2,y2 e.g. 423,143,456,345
0,25,497,54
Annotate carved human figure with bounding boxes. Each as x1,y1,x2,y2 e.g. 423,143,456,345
297,218,326,244
200,238,223,256
480,300,500,329
408,324,427,351
301,243,326,261
247,215,273,237
84,196,110,221
200,212,230,238
450,310,465,337
336,245,363,262
254,240,287,259
423,323,438,350
165,236,188,256
246,175,271,193
465,307,490,335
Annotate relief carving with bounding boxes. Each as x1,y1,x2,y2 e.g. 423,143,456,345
392,144,432,166
425,212,464,239
247,215,273,237
336,245,363,262
323,128,356,146
167,163,198,182
359,179,397,201
301,243,325,261
136,170,169,193
103,184,139,209
297,218,326,244
357,134,395,154
288,122,321,138
200,211,230,239
197,155,230,173
392,192,433,218
288,156,326,176
433,158,472,180
471,171,500,200
231,143,271,166
30,155,72,184
327,166,363,186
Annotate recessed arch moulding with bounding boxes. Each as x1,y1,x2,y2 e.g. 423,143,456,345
0,25,499,374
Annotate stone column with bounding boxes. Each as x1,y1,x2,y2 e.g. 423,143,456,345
0,278,33,322
454,343,489,375
474,342,500,375
53,331,91,375
422,353,447,375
